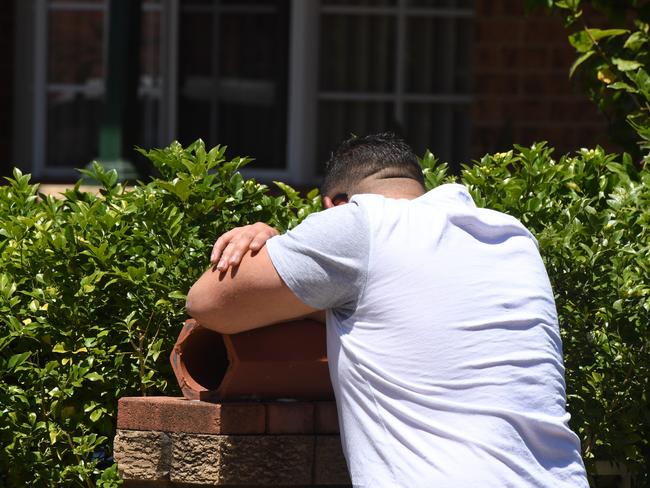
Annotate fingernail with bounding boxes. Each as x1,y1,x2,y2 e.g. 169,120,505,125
217,259,225,270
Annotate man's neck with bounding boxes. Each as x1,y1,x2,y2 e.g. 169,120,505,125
353,177,425,200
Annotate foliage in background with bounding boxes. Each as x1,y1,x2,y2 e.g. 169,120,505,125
527,0,650,163
0,140,320,487
1,140,648,486
423,143,649,485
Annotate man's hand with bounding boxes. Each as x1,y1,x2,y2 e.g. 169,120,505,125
211,222,279,271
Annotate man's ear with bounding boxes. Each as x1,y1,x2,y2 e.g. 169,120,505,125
323,193,349,209
323,196,335,209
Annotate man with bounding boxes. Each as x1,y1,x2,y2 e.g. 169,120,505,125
186,133,588,487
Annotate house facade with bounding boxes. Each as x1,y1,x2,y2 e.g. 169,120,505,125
1,0,607,185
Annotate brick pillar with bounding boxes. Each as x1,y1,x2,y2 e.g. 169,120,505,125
471,0,609,158
114,397,351,487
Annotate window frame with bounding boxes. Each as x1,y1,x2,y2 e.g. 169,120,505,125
19,0,473,184
317,0,475,168
22,0,169,180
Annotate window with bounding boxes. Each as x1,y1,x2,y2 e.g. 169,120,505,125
177,0,290,170
16,0,473,183
317,0,473,171
46,0,105,172
15,0,164,180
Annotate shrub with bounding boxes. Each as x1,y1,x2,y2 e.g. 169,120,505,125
1,140,648,486
0,140,320,486
528,0,650,161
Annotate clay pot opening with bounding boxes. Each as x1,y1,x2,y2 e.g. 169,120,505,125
180,327,229,391
171,319,334,401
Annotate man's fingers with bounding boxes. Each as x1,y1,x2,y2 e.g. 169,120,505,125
211,224,279,271
220,233,256,270
250,229,279,250
249,238,264,251
211,230,236,264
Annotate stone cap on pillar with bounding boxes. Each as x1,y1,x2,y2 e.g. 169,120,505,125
117,396,340,435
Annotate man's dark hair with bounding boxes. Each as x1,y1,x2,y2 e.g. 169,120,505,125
321,132,424,197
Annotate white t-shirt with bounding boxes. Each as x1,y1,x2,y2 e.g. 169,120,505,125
266,183,588,488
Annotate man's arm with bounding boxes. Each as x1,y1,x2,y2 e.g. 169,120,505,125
186,246,320,334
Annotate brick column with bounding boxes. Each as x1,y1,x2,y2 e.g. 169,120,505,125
114,397,351,487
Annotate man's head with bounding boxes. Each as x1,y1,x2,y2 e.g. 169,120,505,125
321,133,425,208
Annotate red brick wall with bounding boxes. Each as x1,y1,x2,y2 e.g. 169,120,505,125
471,1,609,158
0,1,13,169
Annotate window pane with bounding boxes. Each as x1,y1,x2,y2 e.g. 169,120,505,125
46,6,104,170
220,0,281,5
407,0,473,8
322,0,396,5
181,0,213,6
178,97,212,148
178,1,290,170
316,101,395,173
46,90,101,168
137,95,161,151
405,17,472,94
218,10,287,80
218,5,289,167
49,0,104,4
407,0,474,9
178,10,212,147
137,9,162,150
45,2,164,172
179,12,212,78
404,103,469,166
140,9,161,81
47,10,104,84
320,14,395,92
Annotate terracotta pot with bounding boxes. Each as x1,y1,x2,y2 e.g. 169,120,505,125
170,319,333,402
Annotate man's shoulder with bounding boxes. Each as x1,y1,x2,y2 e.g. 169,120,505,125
300,198,369,227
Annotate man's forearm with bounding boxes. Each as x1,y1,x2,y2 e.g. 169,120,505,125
186,247,319,334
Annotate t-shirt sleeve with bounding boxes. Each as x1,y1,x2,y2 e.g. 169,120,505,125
266,201,370,311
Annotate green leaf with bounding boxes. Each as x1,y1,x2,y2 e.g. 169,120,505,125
626,68,650,99
89,409,103,422
85,372,104,382
624,31,646,51
7,352,30,369
49,427,58,444
569,31,593,53
570,29,628,53
608,81,638,93
570,50,595,77
127,266,146,281
612,58,642,72
586,28,629,42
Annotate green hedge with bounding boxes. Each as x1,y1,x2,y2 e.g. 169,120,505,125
0,141,648,486
0,141,320,486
